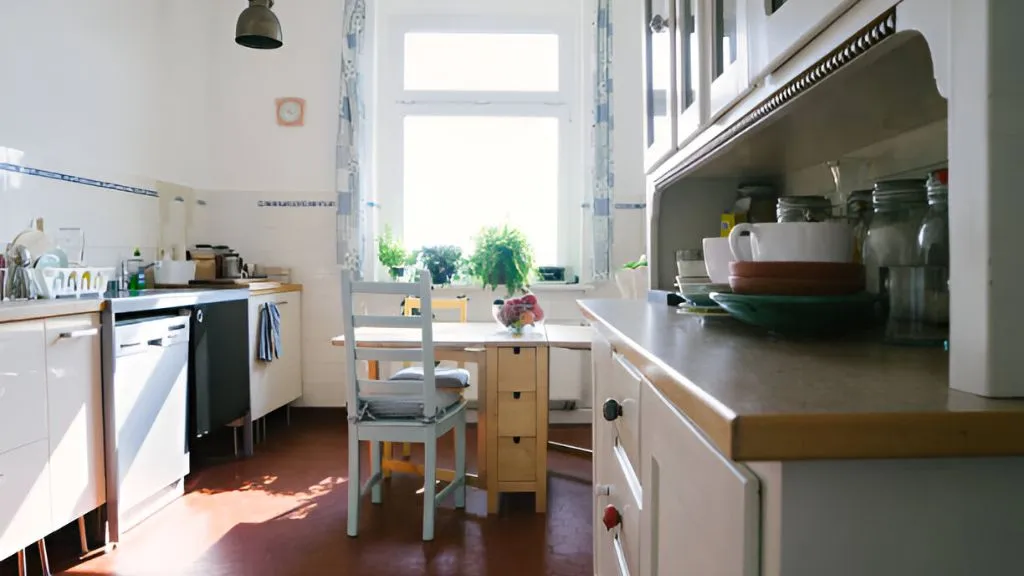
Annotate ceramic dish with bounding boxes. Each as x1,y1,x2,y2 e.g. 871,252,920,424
34,248,69,269
677,303,731,317
677,283,731,307
709,291,880,336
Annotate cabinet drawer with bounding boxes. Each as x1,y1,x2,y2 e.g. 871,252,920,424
497,436,536,482
497,391,537,437
44,314,105,527
595,435,641,576
0,439,52,562
0,320,48,454
497,347,537,392
603,351,642,478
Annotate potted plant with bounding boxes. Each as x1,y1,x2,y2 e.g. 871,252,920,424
419,245,462,285
376,225,408,280
466,225,535,296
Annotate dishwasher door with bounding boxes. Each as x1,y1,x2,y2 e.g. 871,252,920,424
113,313,190,532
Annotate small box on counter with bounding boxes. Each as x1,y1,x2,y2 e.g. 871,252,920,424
720,212,748,237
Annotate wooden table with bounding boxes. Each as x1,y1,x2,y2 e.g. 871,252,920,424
332,322,592,513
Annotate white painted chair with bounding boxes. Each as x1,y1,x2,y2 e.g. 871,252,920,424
341,271,468,541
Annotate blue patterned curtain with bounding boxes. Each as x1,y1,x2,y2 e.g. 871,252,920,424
591,0,615,280
337,0,368,277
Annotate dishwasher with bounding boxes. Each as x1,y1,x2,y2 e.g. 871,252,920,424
110,312,191,536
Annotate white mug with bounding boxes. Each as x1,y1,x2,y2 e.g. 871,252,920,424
728,221,853,263
703,236,751,284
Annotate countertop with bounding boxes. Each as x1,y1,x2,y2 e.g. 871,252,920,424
579,299,1024,461
0,297,104,323
250,283,302,296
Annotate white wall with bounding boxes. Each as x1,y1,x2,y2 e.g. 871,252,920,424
0,0,212,266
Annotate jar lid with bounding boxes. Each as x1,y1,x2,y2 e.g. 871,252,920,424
777,195,831,207
873,178,927,204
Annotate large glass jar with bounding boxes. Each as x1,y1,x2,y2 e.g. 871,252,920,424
776,196,833,223
846,189,873,264
918,169,949,266
863,179,928,294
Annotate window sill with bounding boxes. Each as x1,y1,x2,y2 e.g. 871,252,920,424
429,282,596,294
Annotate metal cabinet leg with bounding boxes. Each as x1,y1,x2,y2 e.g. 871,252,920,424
286,404,291,426
17,550,27,576
37,539,51,576
242,411,254,457
78,516,90,554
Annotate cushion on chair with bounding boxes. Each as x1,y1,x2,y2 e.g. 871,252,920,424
360,392,464,421
390,366,471,389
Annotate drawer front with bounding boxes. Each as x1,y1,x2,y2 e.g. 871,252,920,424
595,434,641,576
497,436,537,482
497,391,537,437
44,314,105,527
604,351,642,478
0,439,53,562
497,347,537,392
0,320,48,454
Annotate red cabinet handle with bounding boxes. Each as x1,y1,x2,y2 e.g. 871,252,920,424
602,504,621,531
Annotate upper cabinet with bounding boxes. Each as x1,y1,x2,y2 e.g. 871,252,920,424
746,0,860,82
643,0,677,170
707,0,751,120
675,0,702,145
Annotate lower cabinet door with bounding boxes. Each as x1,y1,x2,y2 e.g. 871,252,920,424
248,295,272,420
0,440,52,562
640,379,761,576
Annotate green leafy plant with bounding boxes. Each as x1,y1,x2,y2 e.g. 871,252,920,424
466,225,535,296
622,254,648,270
419,245,463,285
376,225,408,279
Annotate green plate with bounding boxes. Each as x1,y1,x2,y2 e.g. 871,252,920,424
708,292,881,337
678,283,730,307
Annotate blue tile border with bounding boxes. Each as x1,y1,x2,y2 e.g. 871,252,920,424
257,200,338,208
0,162,158,197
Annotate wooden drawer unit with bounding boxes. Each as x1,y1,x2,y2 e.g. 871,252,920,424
497,347,537,391
497,391,537,437
595,433,641,576
487,344,549,514
0,320,48,455
0,439,53,562
497,436,537,482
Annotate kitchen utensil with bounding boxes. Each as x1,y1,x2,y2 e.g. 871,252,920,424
13,217,55,260
221,254,244,278
677,283,730,307
709,291,879,337
728,261,865,280
728,275,865,296
728,221,854,263
5,244,37,300
727,261,865,295
35,248,69,269
56,227,85,265
703,236,751,284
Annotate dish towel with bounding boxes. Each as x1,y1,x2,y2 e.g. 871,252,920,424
258,302,282,362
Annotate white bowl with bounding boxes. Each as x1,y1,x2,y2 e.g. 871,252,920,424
703,236,750,284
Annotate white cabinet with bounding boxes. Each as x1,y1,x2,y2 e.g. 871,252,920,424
0,440,52,562
746,0,859,81
43,314,105,530
707,0,752,120
0,320,48,455
640,378,760,576
248,291,303,420
644,0,678,169
675,0,703,145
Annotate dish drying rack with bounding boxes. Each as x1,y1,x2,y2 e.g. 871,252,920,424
34,267,114,299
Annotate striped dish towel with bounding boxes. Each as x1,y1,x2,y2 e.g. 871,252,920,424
258,302,282,362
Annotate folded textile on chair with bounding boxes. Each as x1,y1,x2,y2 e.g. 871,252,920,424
257,302,282,362
390,366,471,388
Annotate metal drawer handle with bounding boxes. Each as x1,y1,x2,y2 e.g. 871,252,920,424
59,328,98,339
603,398,623,422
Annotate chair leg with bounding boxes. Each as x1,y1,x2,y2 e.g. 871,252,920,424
423,434,438,542
402,442,412,458
454,414,467,510
347,424,361,538
381,441,393,478
38,538,51,576
370,440,383,504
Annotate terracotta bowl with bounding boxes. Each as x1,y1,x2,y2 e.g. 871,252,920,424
728,262,865,296
729,275,865,296
729,261,865,281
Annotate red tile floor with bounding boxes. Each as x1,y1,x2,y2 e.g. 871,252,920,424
3,409,593,576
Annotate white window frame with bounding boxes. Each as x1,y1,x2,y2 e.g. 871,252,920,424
372,0,588,281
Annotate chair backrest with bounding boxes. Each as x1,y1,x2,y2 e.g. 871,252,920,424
341,271,439,420
403,296,468,323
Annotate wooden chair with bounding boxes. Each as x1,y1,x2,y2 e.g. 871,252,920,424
341,271,468,541
389,295,470,463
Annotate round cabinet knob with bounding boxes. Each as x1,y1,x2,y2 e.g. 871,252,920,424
602,398,623,422
594,484,611,497
602,504,622,531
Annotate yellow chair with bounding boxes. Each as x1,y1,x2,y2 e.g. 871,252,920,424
385,296,469,464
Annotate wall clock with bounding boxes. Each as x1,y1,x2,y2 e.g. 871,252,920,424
275,97,305,127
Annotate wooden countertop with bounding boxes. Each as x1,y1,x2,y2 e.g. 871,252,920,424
0,298,103,323
250,283,302,296
579,299,1024,461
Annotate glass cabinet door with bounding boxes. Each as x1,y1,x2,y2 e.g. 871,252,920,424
708,0,750,120
675,0,701,146
643,0,676,170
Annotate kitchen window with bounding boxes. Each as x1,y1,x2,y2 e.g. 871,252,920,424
374,5,585,277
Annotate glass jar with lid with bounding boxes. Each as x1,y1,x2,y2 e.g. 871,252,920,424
776,196,833,223
863,179,928,294
918,169,949,266
846,189,873,264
